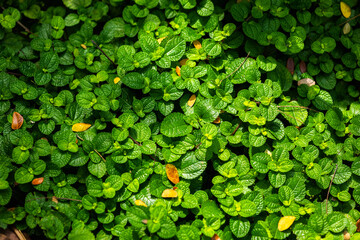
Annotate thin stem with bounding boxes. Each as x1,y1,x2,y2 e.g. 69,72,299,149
11,226,26,240
1,6,35,36
26,196,82,202
277,105,319,112
195,142,202,149
6,71,23,76
277,109,304,126
129,135,142,146
76,134,84,141
325,145,346,214
94,149,106,162
339,13,360,26
326,164,338,214
91,40,116,66
221,52,251,83
231,122,241,136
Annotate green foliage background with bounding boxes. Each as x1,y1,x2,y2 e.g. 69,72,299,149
1,0,360,239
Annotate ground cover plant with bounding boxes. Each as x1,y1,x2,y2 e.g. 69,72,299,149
0,0,360,239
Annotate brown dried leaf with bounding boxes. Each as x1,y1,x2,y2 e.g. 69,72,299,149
213,116,221,124
299,60,307,73
11,112,24,130
179,58,188,66
211,234,221,240
286,58,294,75
343,23,351,35
193,40,202,49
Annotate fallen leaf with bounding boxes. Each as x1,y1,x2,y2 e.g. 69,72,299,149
176,66,181,76
343,22,351,34
114,77,121,84
32,177,44,186
211,233,221,240
81,44,87,49
213,116,221,124
180,58,188,66
52,196,59,204
142,219,148,224
286,58,294,75
278,216,296,231
344,230,351,240
11,112,23,130
356,218,360,232
72,123,91,132
299,60,307,73
297,78,316,87
187,94,196,107
340,2,351,18
135,200,147,207
157,37,166,44
161,189,178,198
193,40,202,49
166,164,180,184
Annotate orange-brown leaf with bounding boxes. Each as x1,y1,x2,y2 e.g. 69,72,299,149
211,234,221,240
11,112,23,130
166,164,180,184
340,2,351,18
32,177,44,186
286,58,294,75
52,196,59,204
81,44,87,49
193,40,202,49
72,123,91,132
161,189,178,198
179,58,188,66
213,116,221,124
356,218,360,232
135,200,148,207
187,94,196,107
176,66,181,76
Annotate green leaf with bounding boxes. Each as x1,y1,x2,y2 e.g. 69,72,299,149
230,217,250,238
68,229,95,240
325,108,346,132
122,72,145,90
278,101,308,126
160,112,192,138
163,36,186,61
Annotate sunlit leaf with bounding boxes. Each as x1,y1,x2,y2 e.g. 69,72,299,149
187,94,196,107
72,123,91,132
278,216,296,231
161,189,178,198
135,199,148,207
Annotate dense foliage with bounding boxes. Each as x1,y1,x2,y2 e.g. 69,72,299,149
1,0,360,239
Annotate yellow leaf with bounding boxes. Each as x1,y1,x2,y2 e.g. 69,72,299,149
179,58,188,66
187,94,196,107
72,123,91,132
340,2,351,18
176,66,181,76
278,216,296,231
166,164,180,184
161,189,178,198
193,40,202,49
343,22,351,34
135,200,147,207
114,77,121,84
157,37,166,44
81,44,87,49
